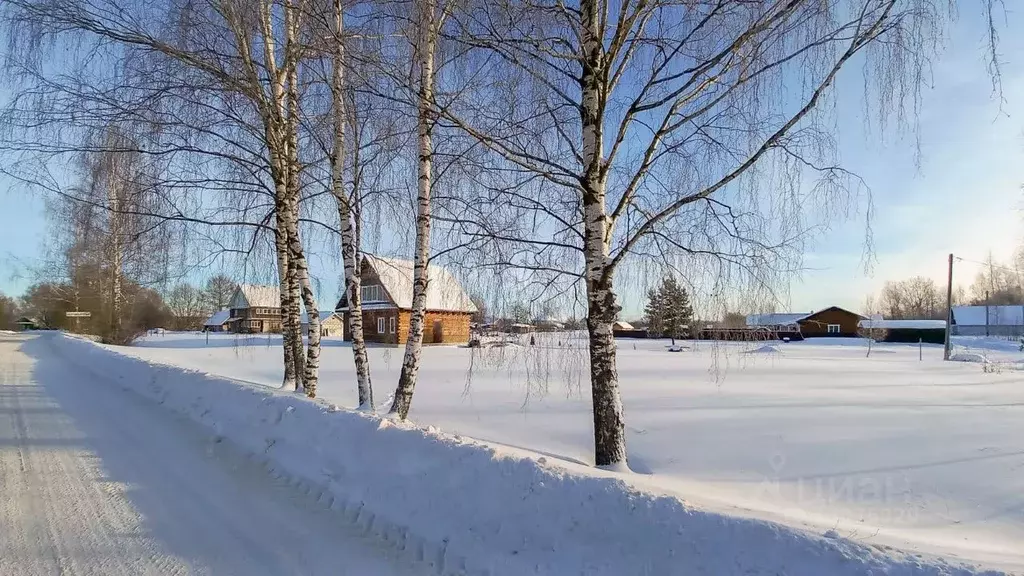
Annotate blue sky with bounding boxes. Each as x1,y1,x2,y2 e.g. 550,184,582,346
2,7,1023,316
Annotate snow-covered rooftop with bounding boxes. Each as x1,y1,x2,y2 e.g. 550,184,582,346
612,320,635,330
204,309,231,326
952,305,1024,326
364,255,477,313
858,319,946,329
232,284,281,309
746,313,809,327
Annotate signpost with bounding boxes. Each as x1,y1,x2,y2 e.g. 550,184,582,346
66,310,91,333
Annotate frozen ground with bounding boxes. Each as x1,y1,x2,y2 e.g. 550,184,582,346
112,331,1024,572
0,332,423,575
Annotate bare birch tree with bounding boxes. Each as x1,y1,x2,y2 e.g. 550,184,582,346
324,0,375,409
1,0,327,394
436,0,998,466
387,0,457,419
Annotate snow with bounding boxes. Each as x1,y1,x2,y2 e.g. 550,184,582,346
2,333,422,575
745,344,781,354
85,331,1024,573
949,352,990,363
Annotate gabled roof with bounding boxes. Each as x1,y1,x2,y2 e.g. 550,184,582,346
612,320,635,330
746,313,809,327
357,255,477,313
204,309,231,326
798,306,866,323
952,305,1024,326
300,311,340,324
231,284,281,309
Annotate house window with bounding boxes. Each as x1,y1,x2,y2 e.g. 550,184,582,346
827,324,841,334
362,284,384,302
377,317,386,333
389,316,396,333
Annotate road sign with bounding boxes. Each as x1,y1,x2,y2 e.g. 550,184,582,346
65,311,92,318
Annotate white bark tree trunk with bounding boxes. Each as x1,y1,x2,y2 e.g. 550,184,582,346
330,0,374,409
579,0,627,468
272,170,296,387
390,2,437,419
283,0,319,396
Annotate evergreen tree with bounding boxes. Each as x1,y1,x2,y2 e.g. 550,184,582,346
643,286,664,337
644,276,693,339
659,276,693,339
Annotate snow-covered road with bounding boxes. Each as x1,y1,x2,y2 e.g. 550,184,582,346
0,333,420,576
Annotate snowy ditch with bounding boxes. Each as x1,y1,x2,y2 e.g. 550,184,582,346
53,333,1007,576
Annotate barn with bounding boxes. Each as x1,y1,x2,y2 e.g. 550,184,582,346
335,255,477,345
858,319,947,344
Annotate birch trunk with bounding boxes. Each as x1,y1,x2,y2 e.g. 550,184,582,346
108,176,123,341
288,256,305,385
389,3,436,419
285,186,321,396
330,0,374,409
282,0,319,395
274,178,299,391
579,0,627,468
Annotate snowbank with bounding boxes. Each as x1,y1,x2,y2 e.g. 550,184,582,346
745,344,781,354
50,333,1003,576
949,352,990,364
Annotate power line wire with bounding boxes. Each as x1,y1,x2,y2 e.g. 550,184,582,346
953,256,1020,275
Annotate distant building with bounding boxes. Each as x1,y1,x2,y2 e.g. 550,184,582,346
228,285,282,333
535,318,564,331
335,255,477,345
16,317,39,331
203,309,231,332
301,311,345,338
858,318,946,344
951,305,1024,337
746,306,866,338
508,323,535,334
612,320,649,339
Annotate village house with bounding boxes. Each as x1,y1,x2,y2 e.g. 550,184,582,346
335,255,477,345
227,284,282,333
746,306,867,338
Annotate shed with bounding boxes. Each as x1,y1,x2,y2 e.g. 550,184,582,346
858,319,947,344
301,311,345,339
203,309,231,332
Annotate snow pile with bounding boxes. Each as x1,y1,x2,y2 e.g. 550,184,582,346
949,352,990,364
745,344,781,354
51,333,1004,576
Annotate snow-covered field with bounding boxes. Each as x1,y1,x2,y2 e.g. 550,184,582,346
108,331,1024,572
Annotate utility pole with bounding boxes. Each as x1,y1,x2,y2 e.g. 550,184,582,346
985,290,990,337
944,254,954,360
